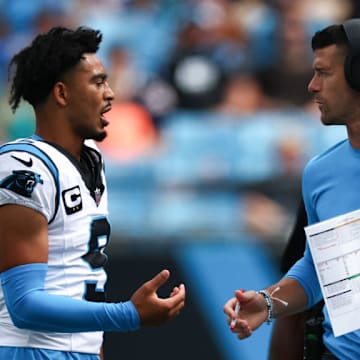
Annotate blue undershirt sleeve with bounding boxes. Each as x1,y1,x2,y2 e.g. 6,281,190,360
0,263,140,333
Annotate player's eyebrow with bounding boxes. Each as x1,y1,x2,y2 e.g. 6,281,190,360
91,73,108,82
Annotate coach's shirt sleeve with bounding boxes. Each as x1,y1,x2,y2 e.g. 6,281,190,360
284,243,322,309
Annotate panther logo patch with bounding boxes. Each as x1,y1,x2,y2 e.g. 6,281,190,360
0,170,44,197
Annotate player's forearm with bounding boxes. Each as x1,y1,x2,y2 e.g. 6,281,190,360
1,263,140,332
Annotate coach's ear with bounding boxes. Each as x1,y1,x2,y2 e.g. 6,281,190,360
53,82,68,107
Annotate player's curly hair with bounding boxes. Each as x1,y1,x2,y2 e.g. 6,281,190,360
8,26,103,112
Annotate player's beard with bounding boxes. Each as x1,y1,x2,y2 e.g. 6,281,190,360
92,130,107,142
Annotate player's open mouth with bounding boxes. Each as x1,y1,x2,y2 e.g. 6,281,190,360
100,114,109,127
100,106,111,126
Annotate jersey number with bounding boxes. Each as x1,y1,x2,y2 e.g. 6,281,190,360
82,217,111,302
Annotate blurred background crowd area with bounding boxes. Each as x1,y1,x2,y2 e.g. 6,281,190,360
0,0,357,257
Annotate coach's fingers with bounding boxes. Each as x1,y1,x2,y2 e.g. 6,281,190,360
232,318,252,339
224,296,239,321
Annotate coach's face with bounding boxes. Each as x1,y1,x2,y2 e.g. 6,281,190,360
63,53,114,142
308,44,359,126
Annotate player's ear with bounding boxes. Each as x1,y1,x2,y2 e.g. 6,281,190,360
53,82,68,107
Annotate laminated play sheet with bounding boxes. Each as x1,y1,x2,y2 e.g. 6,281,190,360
305,208,360,336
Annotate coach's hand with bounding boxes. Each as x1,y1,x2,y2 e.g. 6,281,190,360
224,290,267,339
130,269,186,326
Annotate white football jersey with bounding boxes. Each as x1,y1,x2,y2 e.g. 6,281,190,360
0,137,110,354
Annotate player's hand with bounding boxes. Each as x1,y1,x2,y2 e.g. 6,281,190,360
130,269,186,326
224,290,268,339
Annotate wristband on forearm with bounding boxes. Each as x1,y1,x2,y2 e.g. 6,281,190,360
257,286,288,325
257,290,273,324
0,263,140,333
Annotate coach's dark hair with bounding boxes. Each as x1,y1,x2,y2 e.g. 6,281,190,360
8,26,102,112
311,24,348,51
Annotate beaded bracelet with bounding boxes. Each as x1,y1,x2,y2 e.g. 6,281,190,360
256,290,273,324
257,287,288,325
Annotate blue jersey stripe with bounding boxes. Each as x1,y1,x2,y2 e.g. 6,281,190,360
0,347,100,359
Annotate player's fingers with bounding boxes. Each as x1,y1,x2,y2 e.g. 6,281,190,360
165,284,186,307
170,288,178,297
168,297,186,318
170,285,183,297
145,269,170,292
